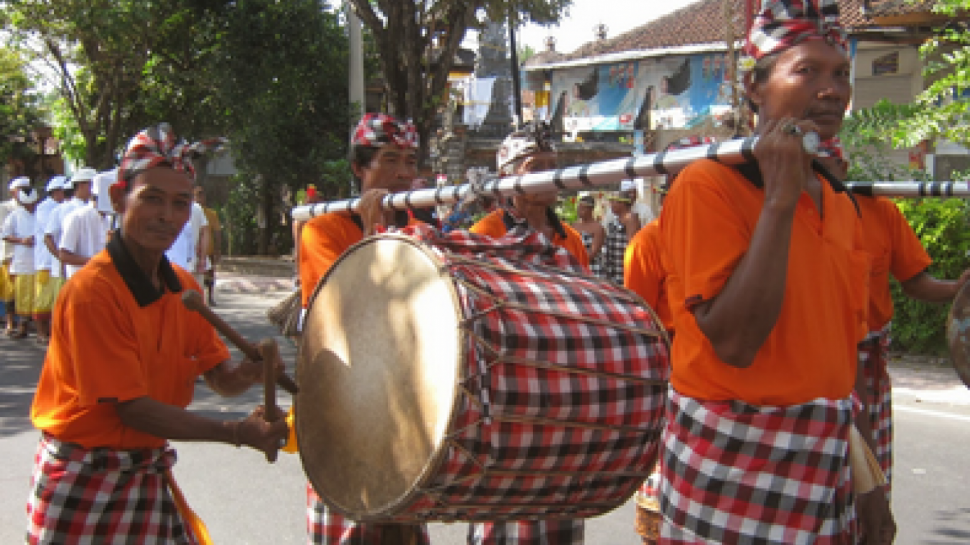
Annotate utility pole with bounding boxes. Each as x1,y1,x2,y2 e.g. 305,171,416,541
348,2,365,119
508,8,523,127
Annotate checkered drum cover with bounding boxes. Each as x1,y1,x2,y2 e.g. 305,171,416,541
303,224,669,523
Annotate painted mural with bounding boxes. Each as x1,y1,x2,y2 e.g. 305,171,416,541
549,53,739,133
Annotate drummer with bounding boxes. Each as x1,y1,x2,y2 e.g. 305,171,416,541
658,1,895,543
469,122,589,270
467,123,588,544
26,124,288,543
292,112,430,544
819,138,970,496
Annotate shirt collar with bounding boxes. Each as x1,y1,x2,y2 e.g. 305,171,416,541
106,232,183,307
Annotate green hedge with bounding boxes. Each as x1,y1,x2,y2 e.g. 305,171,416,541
889,198,970,354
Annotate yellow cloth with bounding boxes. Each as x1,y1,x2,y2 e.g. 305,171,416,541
282,408,298,453
202,207,221,257
165,469,212,545
14,273,35,316
33,270,56,315
0,262,12,302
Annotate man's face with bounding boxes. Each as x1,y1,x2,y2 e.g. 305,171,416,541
747,40,851,140
514,152,559,207
116,168,193,255
193,187,207,206
74,180,92,200
50,189,65,203
356,144,418,194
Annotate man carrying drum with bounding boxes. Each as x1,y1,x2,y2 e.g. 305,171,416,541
818,138,970,499
470,123,589,270
291,112,430,544
467,124,588,544
26,124,288,544
658,1,894,542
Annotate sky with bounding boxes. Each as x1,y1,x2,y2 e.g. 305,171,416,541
465,0,702,56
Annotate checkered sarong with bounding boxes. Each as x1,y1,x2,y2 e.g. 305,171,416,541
351,224,669,522
600,218,627,285
858,328,893,489
26,433,196,544
307,485,429,545
580,230,603,278
468,519,583,544
660,390,857,544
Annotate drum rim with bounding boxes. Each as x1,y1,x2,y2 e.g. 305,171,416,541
296,233,467,520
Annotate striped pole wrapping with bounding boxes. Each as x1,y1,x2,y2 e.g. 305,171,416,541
847,181,970,198
291,137,759,221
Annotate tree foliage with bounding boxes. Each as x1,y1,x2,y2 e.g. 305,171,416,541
0,47,45,176
348,0,572,164
841,0,970,149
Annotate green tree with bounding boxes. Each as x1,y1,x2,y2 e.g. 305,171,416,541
348,0,572,164
0,47,45,178
841,0,970,149
211,0,352,255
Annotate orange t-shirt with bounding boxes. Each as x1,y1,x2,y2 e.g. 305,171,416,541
31,248,230,449
624,220,673,333
660,159,869,405
299,212,422,307
470,209,590,268
857,196,931,332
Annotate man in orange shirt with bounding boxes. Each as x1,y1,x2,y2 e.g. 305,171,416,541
26,124,288,544
657,1,894,543
467,123,587,545
469,123,589,272
820,139,970,495
294,113,429,545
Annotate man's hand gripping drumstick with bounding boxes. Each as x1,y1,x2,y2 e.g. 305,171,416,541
182,290,293,462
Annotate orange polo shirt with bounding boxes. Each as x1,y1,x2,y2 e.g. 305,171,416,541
660,159,869,405
857,195,931,332
471,209,590,268
624,220,673,333
31,239,230,449
299,211,422,307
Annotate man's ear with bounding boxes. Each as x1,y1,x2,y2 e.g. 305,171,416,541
109,185,126,214
350,161,366,182
744,73,763,110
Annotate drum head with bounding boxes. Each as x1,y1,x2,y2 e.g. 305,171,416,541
946,281,970,389
296,235,462,520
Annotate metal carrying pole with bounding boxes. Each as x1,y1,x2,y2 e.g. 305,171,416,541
291,137,760,221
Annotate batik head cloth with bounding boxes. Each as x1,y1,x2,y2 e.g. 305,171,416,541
496,122,556,173
118,123,227,188
351,113,419,150
743,0,847,63
816,136,847,161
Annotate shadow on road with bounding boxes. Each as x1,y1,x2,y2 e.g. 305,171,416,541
0,336,46,438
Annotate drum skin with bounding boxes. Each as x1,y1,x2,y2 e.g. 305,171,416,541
946,281,970,389
297,228,670,523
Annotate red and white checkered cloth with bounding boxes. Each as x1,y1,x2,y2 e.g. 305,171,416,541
352,113,419,149
26,433,197,544
744,0,846,61
858,328,894,491
307,485,429,545
118,123,227,186
660,390,858,543
468,519,583,544
353,224,669,522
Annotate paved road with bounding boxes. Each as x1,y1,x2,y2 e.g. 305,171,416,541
2,287,970,543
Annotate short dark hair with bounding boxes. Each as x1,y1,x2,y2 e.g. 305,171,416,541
348,145,380,191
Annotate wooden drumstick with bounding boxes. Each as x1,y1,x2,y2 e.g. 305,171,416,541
181,290,299,395
258,338,281,463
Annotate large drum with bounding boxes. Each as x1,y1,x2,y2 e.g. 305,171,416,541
296,226,669,523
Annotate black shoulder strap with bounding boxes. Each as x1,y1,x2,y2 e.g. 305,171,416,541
732,159,860,217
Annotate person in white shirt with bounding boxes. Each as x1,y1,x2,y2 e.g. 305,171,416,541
1,178,28,335
59,179,109,278
166,200,209,281
32,175,68,342
44,168,96,286
1,185,39,339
